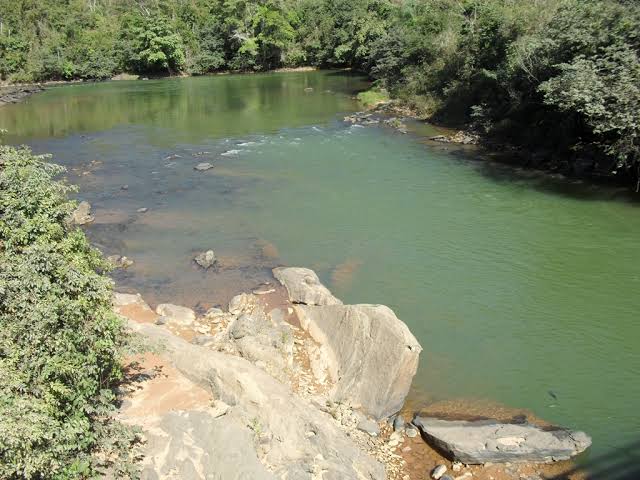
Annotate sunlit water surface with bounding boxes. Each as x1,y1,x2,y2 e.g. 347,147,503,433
2,71,639,461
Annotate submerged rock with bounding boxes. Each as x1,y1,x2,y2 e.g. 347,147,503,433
272,267,342,306
412,417,591,464
295,303,422,419
194,162,214,171
70,200,94,225
194,250,216,269
107,254,134,269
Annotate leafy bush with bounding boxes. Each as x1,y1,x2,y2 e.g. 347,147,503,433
0,146,137,479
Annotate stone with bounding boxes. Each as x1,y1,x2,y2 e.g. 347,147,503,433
107,254,134,269
194,250,216,269
227,311,295,381
452,462,463,472
113,292,149,309
205,307,224,318
155,304,196,326
432,465,448,480
228,293,258,315
194,162,214,171
127,321,385,479
412,417,591,464
273,267,342,306
294,303,422,419
406,426,418,438
137,207,148,213
440,476,455,480
253,287,275,295
454,473,472,480
393,415,405,432
356,418,380,437
70,200,94,225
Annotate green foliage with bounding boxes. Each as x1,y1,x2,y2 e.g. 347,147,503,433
0,0,638,186
120,15,185,74
0,146,138,478
356,87,390,107
367,0,640,185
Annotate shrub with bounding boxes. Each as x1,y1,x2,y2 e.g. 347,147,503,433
0,146,138,479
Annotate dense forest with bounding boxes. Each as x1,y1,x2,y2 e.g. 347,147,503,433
0,0,639,188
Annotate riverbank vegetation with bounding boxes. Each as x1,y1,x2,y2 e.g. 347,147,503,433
0,0,638,187
0,145,138,478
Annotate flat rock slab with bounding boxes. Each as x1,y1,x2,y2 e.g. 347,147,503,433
413,417,591,464
273,267,342,305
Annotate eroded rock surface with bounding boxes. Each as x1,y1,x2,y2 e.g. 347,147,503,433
412,417,591,464
295,303,422,419
273,267,342,306
128,321,386,480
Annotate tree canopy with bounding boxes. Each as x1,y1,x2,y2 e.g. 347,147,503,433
0,0,638,186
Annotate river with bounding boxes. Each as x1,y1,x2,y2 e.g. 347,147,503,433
1,71,639,462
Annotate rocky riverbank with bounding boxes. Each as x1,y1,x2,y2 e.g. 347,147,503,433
0,84,45,106
113,266,590,480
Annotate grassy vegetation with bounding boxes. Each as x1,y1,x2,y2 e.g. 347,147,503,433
0,145,139,479
357,87,390,108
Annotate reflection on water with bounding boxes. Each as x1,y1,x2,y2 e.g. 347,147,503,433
2,72,640,462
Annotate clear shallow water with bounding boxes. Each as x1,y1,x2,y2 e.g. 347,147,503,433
2,71,639,460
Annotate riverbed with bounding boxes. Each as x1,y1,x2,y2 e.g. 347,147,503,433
1,71,639,462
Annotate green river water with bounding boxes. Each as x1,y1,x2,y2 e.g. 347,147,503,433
1,71,639,463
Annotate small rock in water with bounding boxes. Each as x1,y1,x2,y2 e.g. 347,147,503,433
192,151,211,157
121,184,129,190
164,154,182,160
432,465,447,480
137,207,148,213
221,149,241,156
70,200,94,225
393,415,405,432
194,250,216,269
405,426,418,437
107,255,134,269
194,162,214,171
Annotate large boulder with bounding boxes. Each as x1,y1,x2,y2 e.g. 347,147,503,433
273,267,342,306
295,303,422,419
129,321,385,479
412,417,592,464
